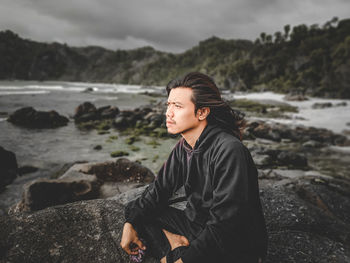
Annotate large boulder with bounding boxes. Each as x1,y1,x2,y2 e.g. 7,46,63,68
245,120,350,146
0,200,157,263
1,174,350,262
73,102,120,123
0,146,18,190
7,107,69,128
11,158,155,213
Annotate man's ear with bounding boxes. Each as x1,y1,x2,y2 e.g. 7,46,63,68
198,107,210,120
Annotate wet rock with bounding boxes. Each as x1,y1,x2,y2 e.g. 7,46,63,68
93,145,102,150
2,174,350,262
251,147,308,169
0,146,18,190
11,159,155,213
80,158,154,184
252,154,272,167
0,200,157,263
245,120,350,146
335,102,347,107
14,178,100,212
302,140,323,148
74,102,119,123
283,93,308,101
74,102,97,120
98,105,120,119
7,107,69,128
18,165,39,176
277,151,308,168
261,176,350,263
312,102,333,109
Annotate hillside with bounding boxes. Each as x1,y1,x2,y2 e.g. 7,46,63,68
0,17,349,98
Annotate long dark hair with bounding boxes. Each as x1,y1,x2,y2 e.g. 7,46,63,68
166,72,246,140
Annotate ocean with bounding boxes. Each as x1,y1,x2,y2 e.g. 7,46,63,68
1,80,350,213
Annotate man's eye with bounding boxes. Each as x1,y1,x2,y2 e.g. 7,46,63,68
175,105,181,108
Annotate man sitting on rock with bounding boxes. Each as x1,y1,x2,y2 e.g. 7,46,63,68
120,72,268,263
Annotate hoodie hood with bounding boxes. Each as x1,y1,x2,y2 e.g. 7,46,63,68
182,122,225,153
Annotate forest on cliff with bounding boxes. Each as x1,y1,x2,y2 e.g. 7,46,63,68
0,17,349,98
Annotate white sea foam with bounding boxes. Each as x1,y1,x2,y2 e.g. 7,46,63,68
0,90,50,95
231,92,350,134
25,85,86,92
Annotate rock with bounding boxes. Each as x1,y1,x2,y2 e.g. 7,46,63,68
251,147,308,169
14,178,100,212
2,175,350,262
18,165,39,176
11,159,155,213
252,154,272,167
283,93,308,101
0,200,157,263
98,106,120,119
82,87,94,92
335,102,347,107
302,140,323,148
7,107,69,128
93,145,102,150
73,102,97,121
80,158,154,184
0,146,18,190
73,103,119,123
312,102,333,109
277,151,308,168
261,177,350,263
111,151,129,158
245,120,350,146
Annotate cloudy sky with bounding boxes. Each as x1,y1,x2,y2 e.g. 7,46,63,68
1,0,349,53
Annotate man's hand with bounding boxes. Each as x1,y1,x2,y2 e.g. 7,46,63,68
120,222,146,255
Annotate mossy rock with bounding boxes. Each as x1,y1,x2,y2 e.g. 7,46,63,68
129,145,140,152
125,135,139,145
98,130,110,135
145,139,161,148
110,151,129,158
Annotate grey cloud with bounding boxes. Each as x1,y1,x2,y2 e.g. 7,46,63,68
0,0,349,52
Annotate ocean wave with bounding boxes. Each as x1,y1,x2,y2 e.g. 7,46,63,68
26,85,86,92
0,90,50,95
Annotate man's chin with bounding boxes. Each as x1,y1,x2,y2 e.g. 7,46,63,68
166,127,180,135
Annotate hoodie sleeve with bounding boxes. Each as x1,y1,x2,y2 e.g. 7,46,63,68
125,141,184,226
181,140,254,263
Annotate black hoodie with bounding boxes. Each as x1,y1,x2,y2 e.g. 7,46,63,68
125,123,268,262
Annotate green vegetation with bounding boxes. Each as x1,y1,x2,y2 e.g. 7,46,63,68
1,17,349,98
129,145,140,152
110,151,129,158
230,99,298,118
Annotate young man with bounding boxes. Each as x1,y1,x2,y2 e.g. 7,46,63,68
120,72,268,263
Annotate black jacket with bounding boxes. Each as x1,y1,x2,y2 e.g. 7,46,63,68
125,123,268,262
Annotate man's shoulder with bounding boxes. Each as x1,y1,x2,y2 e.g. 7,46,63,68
212,129,242,146
209,129,248,156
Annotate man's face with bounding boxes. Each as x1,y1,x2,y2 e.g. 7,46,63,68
166,87,201,135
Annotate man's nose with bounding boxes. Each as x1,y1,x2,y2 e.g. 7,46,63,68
166,106,173,118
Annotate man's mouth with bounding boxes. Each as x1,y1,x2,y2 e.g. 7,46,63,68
166,120,175,125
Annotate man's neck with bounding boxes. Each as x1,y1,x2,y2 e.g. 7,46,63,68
181,121,208,149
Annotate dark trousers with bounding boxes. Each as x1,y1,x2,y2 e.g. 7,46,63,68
125,205,263,263
125,205,204,260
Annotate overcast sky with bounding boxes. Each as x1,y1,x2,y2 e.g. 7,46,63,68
1,0,349,53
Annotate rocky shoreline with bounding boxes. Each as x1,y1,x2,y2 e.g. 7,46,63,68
1,161,350,262
1,97,350,262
